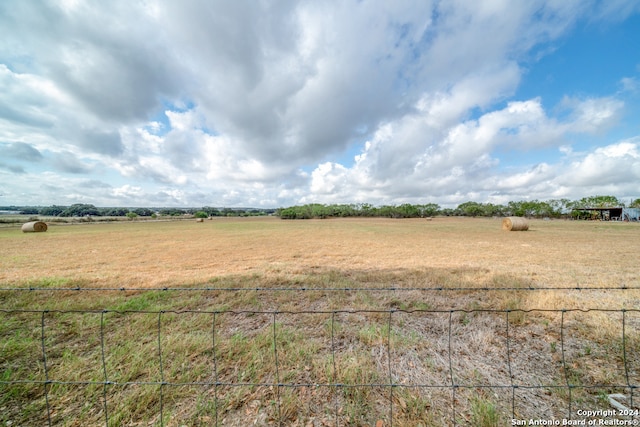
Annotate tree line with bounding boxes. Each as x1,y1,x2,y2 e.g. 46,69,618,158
276,196,640,219
3,204,275,218
2,195,639,220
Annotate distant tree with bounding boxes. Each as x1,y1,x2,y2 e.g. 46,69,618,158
354,203,372,216
19,207,39,215
576,195,621,208
395,203,417,218
201,206,221,216
59,204,100,217
278,207,309,219
132,208,154,216
39,205,66,216
377,205,399,218
159,208,185,216
418,203,441,217
125,212,138,220
194,211,208,219
480,203,505,217
548,199,571,217
457,201,484,217
103,208,128,216
507,201,525,217
220,208,237,217
629,199,640,208
277,207,294,219
330,204,356,217
440,208,455,216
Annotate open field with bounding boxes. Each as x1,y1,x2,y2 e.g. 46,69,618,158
1,217,639,426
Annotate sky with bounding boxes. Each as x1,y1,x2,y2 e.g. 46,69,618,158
1,0,640,208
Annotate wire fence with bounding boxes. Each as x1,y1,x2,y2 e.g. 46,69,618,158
1,285,637,292
1,287,639,426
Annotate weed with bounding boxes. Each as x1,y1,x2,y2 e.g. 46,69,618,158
460,312,471,326
469,396,500,427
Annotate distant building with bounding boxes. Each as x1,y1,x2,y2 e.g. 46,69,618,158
571,207,640,221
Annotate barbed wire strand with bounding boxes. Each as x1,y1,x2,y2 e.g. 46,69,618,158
2,285,637,292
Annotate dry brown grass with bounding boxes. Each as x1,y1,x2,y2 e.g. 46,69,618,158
1,217,639,426
1,216,638,290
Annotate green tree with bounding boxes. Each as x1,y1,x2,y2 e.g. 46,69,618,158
481,203,505,217
377,205,399,218
103,208,128,216
20,207,39,215
132,208,154,216
507,201,525,217
60,204,100,217
39,205,66,216
457,201,484,217
201,206,221,216
576,195,621,208
159,208,185,216
418,203,440,217
356,203,375,216
396,203,418,218
548,199,571,217
310,204,329,218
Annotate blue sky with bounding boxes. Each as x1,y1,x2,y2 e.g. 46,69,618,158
1,1,639,207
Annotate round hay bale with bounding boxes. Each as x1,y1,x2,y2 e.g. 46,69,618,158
502,216,528,231
21,221,48,233
195,218,204,222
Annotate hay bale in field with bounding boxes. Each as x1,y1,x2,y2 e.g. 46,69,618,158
21,221,48,232
502,217,528,231
196,218,204,222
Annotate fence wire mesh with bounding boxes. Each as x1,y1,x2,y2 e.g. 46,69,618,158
1,287,639,426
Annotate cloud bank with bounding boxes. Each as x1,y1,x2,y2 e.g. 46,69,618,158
1,0,639,207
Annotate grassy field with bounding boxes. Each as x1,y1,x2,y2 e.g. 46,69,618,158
1,217,639,426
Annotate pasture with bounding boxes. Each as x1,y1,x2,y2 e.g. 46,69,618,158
1,217,639,426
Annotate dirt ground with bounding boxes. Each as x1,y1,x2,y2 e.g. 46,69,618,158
1,216,639,293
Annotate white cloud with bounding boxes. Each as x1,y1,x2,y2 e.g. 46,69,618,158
620,77,638,93
302,94,637,206
560,96,624,133
559,140,640,187
111,184,144,199
0,1,639,207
